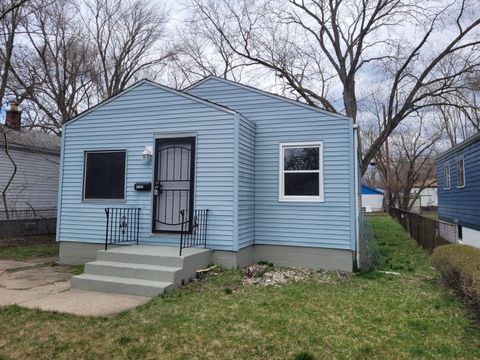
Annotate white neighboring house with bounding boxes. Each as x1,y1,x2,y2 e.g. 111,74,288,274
410,181,438,211
361,185,384,212
0,102,60,221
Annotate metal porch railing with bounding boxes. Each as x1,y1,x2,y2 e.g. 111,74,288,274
104,208,141,251
179,209,209,256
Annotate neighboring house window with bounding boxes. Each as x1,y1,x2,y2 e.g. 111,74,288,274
279,142,323,202
83,150,126,200
444,163,450,189
458,225,463,240
457,157,465,188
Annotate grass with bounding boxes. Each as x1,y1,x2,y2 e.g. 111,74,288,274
0,216,479,359
66,264,85,276
0,243,59,260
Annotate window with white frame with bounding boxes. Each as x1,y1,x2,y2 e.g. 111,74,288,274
444,162,450,189
457,156,465,188
279,142,323,201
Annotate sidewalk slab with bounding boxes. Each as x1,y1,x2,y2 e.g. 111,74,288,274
0,257,150,316
21,289,150,316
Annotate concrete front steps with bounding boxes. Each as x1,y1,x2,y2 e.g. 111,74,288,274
71,246,211,297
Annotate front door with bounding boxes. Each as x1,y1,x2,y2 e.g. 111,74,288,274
152,137,195,233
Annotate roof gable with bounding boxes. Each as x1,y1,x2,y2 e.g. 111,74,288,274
64,79,237,127
185,76,351,121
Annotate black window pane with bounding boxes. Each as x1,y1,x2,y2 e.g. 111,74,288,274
284,147,319,170
85,152,125,199
284,173,319,196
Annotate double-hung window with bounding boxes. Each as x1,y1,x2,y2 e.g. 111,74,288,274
279,142,323,202
444,162,451,190
83,150,126,200
457,156,465,188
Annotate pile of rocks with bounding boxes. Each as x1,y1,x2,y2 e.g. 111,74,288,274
241,263,350,287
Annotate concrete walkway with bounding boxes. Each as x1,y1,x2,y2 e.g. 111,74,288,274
0,257,150,316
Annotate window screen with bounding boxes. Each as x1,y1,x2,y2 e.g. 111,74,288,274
84,151,126,200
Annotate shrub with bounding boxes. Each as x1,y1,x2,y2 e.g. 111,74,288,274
293,351,315,360
224,287,233,294
432,244,480,308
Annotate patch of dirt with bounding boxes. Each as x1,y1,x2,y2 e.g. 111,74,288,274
0,264,71,290
241,264,351,287
0,235,55,248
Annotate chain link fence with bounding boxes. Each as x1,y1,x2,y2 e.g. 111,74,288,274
390,207,456,254
0,208,57,238
358,213,383,272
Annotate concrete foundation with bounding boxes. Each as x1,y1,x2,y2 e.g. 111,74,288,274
60,242,354,272
59,242,115,265
460,227,480,248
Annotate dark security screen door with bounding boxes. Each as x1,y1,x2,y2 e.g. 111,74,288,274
153,137,195,233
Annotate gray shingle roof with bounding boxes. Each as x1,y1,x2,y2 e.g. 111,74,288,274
0,126,60,155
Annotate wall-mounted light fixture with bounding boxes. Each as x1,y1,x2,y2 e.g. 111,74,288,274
142,146,153,161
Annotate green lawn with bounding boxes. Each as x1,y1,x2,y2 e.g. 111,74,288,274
0,243,59,260
0,217,478,359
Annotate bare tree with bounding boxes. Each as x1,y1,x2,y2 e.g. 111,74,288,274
166,4,253,89
374,115,442,211
188,0,480,174
0,0,28,22
435,105,479,147
9,0,95,134
0,0,22,106
83,0,175,99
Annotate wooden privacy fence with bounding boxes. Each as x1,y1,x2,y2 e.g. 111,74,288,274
389,207,457,254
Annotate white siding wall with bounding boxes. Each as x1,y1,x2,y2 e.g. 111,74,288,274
188,78,355,251
411,187,438,209
0,147,59,214
58,82,237,251
361,194,383,212
461,227,480,248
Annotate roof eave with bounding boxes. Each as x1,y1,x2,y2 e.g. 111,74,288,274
185,75,353,121
436,132,480,161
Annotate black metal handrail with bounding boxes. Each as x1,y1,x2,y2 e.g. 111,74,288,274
179,209,209,256
105,208,141,251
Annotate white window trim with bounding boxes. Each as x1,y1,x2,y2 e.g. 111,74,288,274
278,142,324,202
444,162,451,190
456,156,466,188
82,149,127,202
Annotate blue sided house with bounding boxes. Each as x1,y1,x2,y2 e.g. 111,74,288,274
436,132,480,248
57,77,361,296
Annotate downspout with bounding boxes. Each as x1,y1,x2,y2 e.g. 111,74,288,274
353,123,361,268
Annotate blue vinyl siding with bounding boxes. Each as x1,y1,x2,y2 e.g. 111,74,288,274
187,78,355,251
237,116,256,249
437,137,480,230
58,82,237,251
